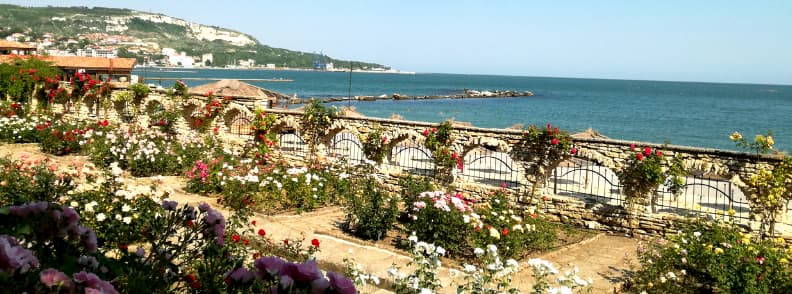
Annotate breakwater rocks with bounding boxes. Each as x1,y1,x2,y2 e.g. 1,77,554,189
288,89,533,104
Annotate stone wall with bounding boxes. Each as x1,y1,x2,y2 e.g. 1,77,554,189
39,91,789,238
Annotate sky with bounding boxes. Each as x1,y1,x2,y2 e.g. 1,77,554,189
3,1,792,85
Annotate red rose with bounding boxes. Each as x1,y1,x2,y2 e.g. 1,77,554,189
655,151,663,156
636,153,644,161
311,238,320,247
258,229,266,236
643,147,651,156
547,123,552,129
232,234,241,243
501,228,509,236
185,274,196,283
251,220,257,226
243,239,249,246
570,147,577,155
551,138,559,145
283,239,289,245
423,129,429,136
630,143,636,150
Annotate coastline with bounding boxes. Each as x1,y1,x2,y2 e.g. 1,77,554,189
136,65,416,75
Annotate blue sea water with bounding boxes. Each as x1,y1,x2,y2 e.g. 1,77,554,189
133,68,792,151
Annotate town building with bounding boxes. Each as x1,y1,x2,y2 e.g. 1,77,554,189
0,40,37,55
0,46,136,86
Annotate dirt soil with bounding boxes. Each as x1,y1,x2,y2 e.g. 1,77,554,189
2,144,638,293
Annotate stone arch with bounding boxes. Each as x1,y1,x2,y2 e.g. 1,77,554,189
328,130,365,163
223,103,253,134
387,131,435,174
460,145,523,188
462,137,511,158
140,96,165,115
321,120,357,149
272,115,300,133
181,99,205,130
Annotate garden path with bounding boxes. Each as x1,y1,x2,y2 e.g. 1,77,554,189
1,144,638,293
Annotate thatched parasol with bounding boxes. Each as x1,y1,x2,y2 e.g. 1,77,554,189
188,79,289,105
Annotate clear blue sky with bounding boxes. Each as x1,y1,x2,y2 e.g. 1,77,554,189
4,1,792,85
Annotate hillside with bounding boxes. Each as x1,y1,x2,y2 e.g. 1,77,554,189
0,4,385,69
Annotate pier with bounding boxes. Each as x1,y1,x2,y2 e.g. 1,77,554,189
142,77,293,82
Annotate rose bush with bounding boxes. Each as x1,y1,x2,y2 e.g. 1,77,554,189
619,145,686,213
471,189,556,259
514,123,575,199
626,219,792,293
342,173,400,240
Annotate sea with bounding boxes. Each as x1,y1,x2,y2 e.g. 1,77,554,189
133,68,792,152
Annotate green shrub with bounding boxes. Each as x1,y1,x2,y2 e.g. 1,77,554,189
301,99,336,160
343,175,399,240
471,190,556,259
128,82,150,101
360,125,389,164
0,157,74,206
619,145,684,212
405,191,473,256
37,120,85,155
0,110,48,143
626,220,792,293
514,123,575,198
398,175,434,206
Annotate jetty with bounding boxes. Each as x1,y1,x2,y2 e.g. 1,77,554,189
287,89,534,104
142,77,293,83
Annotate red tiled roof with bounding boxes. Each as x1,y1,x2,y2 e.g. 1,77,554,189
0,40,36,50
0,55,136,71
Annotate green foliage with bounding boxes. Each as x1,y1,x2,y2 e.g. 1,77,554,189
626,220,792,293
619,146,685,212
471,190,557,259
730,132,792,237
514,123,575,198
37,120,87,155
731,130,775,154
398,176,435,212
666,153,687,197
390,236,445,293
0,56,61,102
128,82,150,101
302,99,337,160
343,175,399,240
251,107,278,158
0,104,46,143
172,80,189,99
422,121,461,182
0,157,73,206
68,170,162,248
148,106,180,134
361,125,390,164
405,191,472,256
